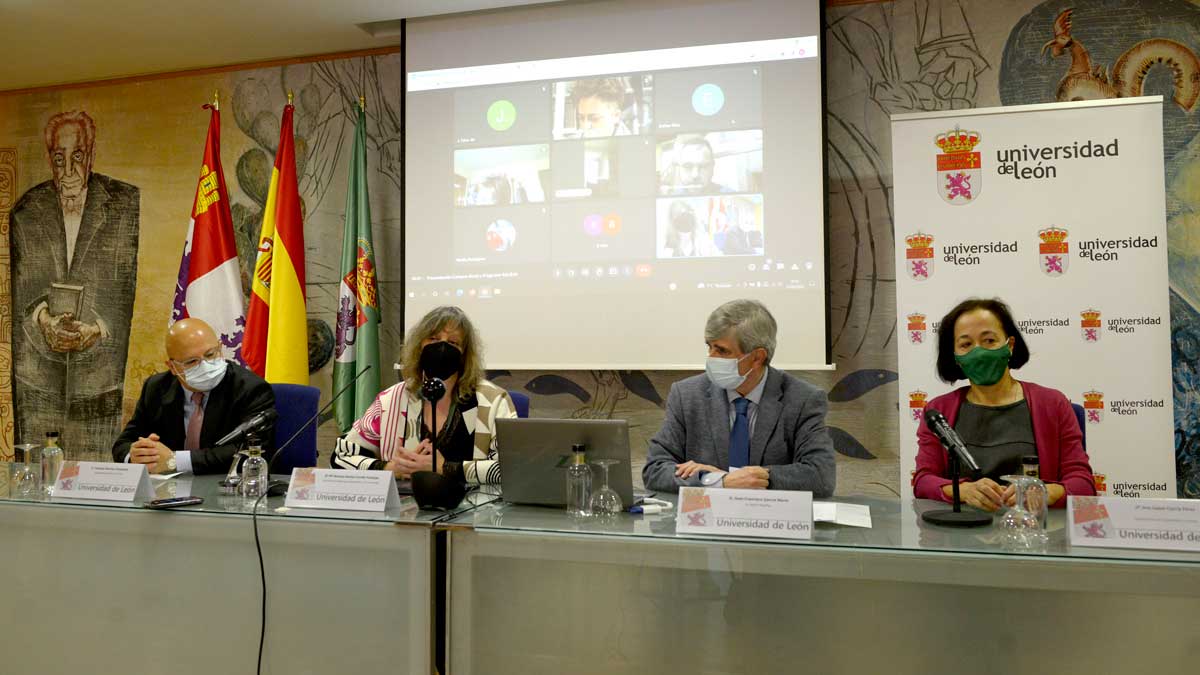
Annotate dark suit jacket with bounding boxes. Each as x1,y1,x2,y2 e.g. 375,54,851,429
111,362,276,474
642,368,836,495
10,173,139,453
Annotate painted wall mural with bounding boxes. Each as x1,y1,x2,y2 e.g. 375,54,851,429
0,54,408,462
9,111,139,456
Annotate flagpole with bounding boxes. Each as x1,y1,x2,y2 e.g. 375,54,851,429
213,90,219,110
359,96,365,112
287,90,294,106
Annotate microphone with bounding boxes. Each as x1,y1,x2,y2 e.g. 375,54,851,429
923,408,981,473
411,376,466,510
420,378,446,407
219,365,374,494
262,365,375,494
215,408,278,447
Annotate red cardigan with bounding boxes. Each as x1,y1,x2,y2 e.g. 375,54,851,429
912,380,1096,506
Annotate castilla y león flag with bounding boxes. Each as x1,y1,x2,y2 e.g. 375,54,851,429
172,103,246,359
243,102,309,383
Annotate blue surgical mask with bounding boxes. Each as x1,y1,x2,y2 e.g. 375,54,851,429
183,358,227,392
705,354,751,390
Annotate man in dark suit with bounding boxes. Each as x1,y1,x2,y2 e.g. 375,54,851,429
112,318,275,474
10,110,138,457
643,299,836,495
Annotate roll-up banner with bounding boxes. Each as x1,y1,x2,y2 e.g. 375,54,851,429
892,97,1174,500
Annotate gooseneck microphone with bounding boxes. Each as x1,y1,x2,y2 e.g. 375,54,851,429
216,408,279,447
923,408,981,473
261,365,375,494
221,366,374,493
920,407,991,528
411,377,467,510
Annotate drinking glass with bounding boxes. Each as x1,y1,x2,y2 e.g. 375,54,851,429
588,459,624,515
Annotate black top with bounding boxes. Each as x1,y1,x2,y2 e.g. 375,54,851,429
954,399,1036,482
421,396,478,464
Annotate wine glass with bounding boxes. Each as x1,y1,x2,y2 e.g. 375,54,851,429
588,459,624,515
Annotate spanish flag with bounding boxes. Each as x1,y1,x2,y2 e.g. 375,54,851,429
243,102,308,383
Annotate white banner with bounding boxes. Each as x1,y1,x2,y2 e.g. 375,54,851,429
891,97,1175,500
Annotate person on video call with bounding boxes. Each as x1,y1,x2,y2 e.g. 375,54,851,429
332,306,516,487
662,200,718,257
572,77,634,138
912,298,1096,511
112,318,275,474
719,202,762,256
643,299,836,495
660,135,734,196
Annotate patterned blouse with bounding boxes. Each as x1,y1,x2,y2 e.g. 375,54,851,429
331,379,515,485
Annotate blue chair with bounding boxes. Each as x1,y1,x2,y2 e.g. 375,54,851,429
271,383,320,474
1071,402,1087,451
509,391,530,419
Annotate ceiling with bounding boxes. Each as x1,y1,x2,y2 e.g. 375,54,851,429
0,0,565,92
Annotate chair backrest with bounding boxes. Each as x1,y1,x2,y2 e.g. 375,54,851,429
271,383,321,474
1071,402,1087,451
509,391,530,419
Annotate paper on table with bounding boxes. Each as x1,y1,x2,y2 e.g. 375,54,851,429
149,472,183,480
813,502,872,528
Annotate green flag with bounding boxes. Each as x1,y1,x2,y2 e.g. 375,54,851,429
333,106,381,433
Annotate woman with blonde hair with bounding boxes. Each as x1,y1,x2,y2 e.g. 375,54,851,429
332,306,515,486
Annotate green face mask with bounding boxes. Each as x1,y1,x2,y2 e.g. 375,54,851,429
954,343,1011,386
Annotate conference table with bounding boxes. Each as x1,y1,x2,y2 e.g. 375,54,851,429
0,466,496,675
3,466,1199,675
443,496,1200,674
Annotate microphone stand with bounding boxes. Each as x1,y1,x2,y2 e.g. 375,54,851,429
921,450,992,528
412,378,466,510
220,365,373,494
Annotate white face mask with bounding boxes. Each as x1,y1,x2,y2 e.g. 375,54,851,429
181,358,227,392
705,353,752,391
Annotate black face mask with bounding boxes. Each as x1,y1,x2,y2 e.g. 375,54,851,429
420,341,463,381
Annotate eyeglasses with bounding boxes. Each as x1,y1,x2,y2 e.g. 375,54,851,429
172,346,222,370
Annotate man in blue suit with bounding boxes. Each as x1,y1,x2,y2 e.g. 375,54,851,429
643,299,836,495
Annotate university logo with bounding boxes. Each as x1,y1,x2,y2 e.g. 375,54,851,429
1038,227,1069,276
935,127,981,204
907,312,927,344
908,390,928,423
1083,390,1104,424
1093,473,1107,495
1080,309,1101,343
905,233,935,281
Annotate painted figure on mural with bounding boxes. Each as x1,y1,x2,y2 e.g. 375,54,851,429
8,110,139,455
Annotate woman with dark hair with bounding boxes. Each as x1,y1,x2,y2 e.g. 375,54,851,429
912,298,1095,510
332,306,516,486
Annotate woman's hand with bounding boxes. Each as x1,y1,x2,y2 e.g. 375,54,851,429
1002,482,1065,508
386,441,444,476
1045,483,1065,507
943,478,1005,511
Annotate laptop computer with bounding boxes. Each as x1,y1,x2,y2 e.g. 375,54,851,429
497,418,636,507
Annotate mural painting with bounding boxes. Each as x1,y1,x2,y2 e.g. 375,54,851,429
9,112,138,455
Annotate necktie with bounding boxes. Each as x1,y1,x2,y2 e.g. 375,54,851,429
185,391,205,451
729,397,750,469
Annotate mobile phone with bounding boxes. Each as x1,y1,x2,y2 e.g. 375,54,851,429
143,496,204,509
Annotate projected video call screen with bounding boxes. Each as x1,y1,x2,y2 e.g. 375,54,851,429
407,1,827,368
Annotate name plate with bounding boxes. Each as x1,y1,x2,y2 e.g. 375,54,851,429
54,461,155,503
676,487,812,540
284,468,400,512
1069,495,1200,552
